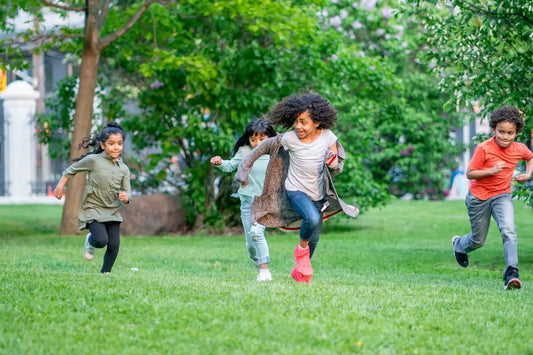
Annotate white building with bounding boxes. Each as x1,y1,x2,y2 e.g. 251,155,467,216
0,9,83,202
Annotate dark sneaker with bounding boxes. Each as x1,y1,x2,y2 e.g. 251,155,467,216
452,236,469,267
503,266,521,290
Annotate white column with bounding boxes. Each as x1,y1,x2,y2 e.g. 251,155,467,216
0,81,39,199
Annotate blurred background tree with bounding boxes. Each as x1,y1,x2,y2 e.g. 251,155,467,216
413,0,533,206
4,0,472,231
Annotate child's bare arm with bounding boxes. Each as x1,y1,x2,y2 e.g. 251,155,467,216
466,161,505,180
53,176,69,200
515,157,533,183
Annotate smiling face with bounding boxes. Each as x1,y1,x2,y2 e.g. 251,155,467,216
293,111,320,142
100,133,124,160
249,132,269,149
493,121,517,148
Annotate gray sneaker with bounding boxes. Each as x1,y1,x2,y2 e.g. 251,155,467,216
83,233,95,260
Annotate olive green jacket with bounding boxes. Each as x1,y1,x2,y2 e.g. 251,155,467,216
63,152,131,230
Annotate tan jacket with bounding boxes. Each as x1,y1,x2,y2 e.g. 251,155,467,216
235,134,359,229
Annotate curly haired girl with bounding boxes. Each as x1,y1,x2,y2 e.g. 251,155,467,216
236,92,359,283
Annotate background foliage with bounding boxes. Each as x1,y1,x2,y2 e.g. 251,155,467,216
413,0,533,206
4,0,470,230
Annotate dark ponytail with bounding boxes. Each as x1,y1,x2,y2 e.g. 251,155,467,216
72,121,126,162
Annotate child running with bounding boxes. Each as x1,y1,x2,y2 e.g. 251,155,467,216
54,122,132,274
452,106,533,289
236,92,359,283
210,119,277,281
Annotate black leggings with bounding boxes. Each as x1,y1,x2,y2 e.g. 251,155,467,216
87,221,121,273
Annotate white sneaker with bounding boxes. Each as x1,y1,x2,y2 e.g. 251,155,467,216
257,270,273,282
83,233,95,260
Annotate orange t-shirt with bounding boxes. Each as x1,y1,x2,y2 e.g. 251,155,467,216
469,137,533,200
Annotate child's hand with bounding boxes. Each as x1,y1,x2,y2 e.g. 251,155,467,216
53,186,63,200
325,150,338,168
118,191,129,203
210,156,222,165
492,161,505,174
515,173,531,183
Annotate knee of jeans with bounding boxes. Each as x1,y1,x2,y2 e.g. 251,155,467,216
250,223,264,236
471,239,485,249
305,213,321,228
500,225,517,240
251,233,264,242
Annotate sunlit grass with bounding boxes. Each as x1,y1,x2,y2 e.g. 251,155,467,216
1,200,533,354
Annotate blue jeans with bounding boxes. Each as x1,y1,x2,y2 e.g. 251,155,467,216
455,192,518,267
240,195,270,264
285,190,324,258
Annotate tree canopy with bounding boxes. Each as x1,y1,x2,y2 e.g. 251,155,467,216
3,0,469,231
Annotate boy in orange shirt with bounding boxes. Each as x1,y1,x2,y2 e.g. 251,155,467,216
452,106,533,290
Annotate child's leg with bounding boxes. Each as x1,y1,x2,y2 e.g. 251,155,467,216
101,222,121,273
308,200,324,258
285,190,322,255
286,190,321,278
88,222,110,248
491,193,517,267
240,195,258,262
455,192,491,254
250,222,270,266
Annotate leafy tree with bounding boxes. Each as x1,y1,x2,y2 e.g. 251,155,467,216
1,0,170,234
413,0,533,204
316,0,465,201
88,0,465,230
112,0,391,229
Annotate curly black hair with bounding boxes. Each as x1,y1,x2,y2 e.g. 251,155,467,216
490,106,524,133
232,118,277,156
265,92,337,130
73,121,126,162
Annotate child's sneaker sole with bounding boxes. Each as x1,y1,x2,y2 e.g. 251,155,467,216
291,266,311,284
504,278,521,290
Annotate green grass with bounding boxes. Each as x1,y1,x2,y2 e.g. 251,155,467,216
1,200,533,354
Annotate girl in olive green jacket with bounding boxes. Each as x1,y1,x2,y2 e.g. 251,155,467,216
54,122,131,274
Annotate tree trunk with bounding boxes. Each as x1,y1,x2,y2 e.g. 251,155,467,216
59,47,101,235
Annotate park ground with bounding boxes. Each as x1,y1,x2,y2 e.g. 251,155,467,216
1,200,533,354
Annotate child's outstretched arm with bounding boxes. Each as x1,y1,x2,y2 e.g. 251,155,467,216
54,155,94,199
211,147,248,173
515,157,533,183
53,176,69,200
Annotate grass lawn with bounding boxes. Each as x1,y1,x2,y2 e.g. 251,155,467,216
1,200,533,354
